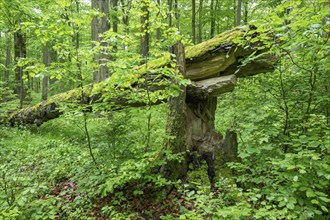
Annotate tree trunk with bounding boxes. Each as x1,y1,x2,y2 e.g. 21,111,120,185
210,0,215,38
236,0,242,26
198,0,203,43
140,0,150,61
174,0,179,29
168,0,173,28
3,34,11,93
243,0,248,25
233,0,236,27
42,45,50,101
111,0,118,33
121,0,131,36
14,30,26,108
162,42,188,180
156,0,161,40
191,0,196,44
92,0,110,82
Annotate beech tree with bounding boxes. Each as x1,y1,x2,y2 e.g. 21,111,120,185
92,0,110,82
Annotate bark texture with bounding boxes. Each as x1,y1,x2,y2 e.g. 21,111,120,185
14,30,27,108
7,27,275,126
162,42,188,180
92,0,110,82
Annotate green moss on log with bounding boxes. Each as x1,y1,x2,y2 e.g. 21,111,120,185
185,28,245,60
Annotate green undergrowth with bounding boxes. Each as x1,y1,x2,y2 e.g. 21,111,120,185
0,105,174,219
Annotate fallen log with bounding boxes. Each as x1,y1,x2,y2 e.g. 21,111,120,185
6,26,275,126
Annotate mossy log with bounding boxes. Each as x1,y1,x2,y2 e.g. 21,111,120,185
7,26,275,126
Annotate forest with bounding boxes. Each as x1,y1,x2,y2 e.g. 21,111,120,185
0,0,329,219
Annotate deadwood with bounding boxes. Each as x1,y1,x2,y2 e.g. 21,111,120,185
6,26,275,126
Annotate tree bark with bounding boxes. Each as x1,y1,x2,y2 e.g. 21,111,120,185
210,0,215,38
42,45,50,101
198,0,203,43
92,0,110,82
243,0,248,25
121,0,132,36
156,0,161,40
168,0,173,28
191,0,196,44
3,33,11,95
14,30,26,108
162,42,188,180
140,0,150,61
174,0,179,29
236,0,242,26
111,0,118,33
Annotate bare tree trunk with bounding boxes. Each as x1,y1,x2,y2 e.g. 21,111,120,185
121,0,132,36
156,0,161,40
236,0,242,26
243,0,248,25
14,30,26,108
233,0,236,27
168,0,173,28
112,0,118,33
140,0,150,61
92,0,110,82
174,0,179,29
198,0,203,43
42,45,49,101
191,0,196,44
4,34,11,91
210,0,215,38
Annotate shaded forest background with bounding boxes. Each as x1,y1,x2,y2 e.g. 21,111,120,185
0,0,329,219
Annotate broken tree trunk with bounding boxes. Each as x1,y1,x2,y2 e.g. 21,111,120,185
6,26,275,126
161,42,188,180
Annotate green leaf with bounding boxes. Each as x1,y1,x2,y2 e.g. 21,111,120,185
321,206,328,212
311,199,319,204
319,197,330,203
306,189,316,198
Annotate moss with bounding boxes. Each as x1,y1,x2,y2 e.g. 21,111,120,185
197,28,242,59
186,28,245,59
136,54,173,75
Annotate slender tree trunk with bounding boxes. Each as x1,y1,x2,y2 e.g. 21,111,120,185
92,0,110,82
2,33,11,101
216,0,221,34
121,0,132,50
210,0,215,38
233,0,236,27
4,34,11,90
191,0,196,44
121,0,131,36
168,0,173,28
140,0,150,61
174,0,179,29
42,45,49,101
156,0,161,40
112,0,118,33
198,0,203,43
236,0,242,26
14,30,26,108
243,0,248,24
